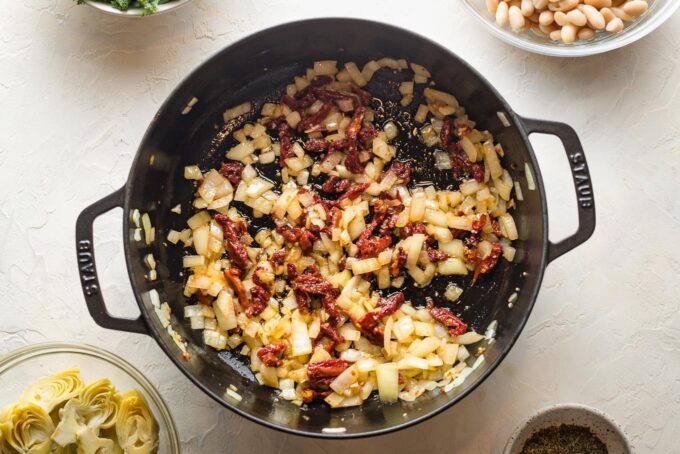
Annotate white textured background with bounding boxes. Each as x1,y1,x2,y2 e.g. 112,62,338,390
1,1,679,452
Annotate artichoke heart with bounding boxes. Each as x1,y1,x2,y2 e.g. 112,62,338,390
115,391,158,454
75,427,116,454
0,402,57,454
21,369,84,413
52,379,120,447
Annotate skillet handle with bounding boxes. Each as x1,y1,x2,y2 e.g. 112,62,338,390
521,117,596,263
75,186,149,335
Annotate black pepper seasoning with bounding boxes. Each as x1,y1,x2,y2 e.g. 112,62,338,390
520,424,608,454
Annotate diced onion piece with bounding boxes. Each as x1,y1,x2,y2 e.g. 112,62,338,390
434,150,452,170
409,192,426,222
376,363,399,403
437,258,468,276
314,60,338,76
167,230,181,244
451,332,484,345
361,60,380,82
399,81,414,95
187,211,211,229
410,63,431,80
424,88,459,109
291,319,312,356
330,365,359,394
344,62,367,87
214,291,238,331
459,136,477,162
141,213,153,245
498,213,519,240
223,102,251,122
226,141,255,162
182,255,204,268
405,234,426,269
483,141,503,179
192,224,209,257
415,104,429,123
525,163,536,190
351,258,381,275
184,165,203,180
204,330,227,349
444,283,463,302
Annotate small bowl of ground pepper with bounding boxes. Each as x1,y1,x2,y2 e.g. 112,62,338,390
504,404,632,454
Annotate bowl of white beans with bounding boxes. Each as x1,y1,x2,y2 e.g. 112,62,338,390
462,0,680,56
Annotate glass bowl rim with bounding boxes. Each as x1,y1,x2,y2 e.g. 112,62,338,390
461,0,680,57
0,342,181,452
82,0,193,17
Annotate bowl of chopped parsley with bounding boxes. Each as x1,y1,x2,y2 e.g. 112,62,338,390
78,0,193,16
505,404,632,454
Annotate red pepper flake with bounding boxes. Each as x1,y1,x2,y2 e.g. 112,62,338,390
472,242,502,284
257,343,286,367
390,247,407,277
224,267,248,308
218,162,244,187
440,118,454,149
426,246,448,262
426,298,468,336
321,175,352,194
214,214,250,269
307,359,350,387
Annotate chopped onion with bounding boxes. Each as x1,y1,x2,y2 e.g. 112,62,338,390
291,319,312,356
184,165,203,180
444,283,463,302
223,102,251,123
525,163,536,191
434,150,452,170
376,363,399,403
451,332,484,345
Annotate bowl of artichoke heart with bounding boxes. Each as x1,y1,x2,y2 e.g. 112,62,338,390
77,0,193,16
0,343,180,453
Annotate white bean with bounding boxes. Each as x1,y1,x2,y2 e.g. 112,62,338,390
611,6,635,21
521,0,535,16
584,0,612,7
496,1,510,26
582,4,606,29
539,22,558,34
539,10,555,25
561,24,578,43
509,5,526,31
622,0,648,17
533,0,549,8
606,16,624,32
486,0,500,13
566,9,587,26
549,29,563,41
600,7,616,23
577,27,596,40
554,11,569,26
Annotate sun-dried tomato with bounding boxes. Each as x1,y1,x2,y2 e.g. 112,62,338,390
215,214,250,269
321,176,352,194
246,285,270,318
449,142,484,183
345,107,367,173
472,242,502,284
219,162,244,186
297,101,333,133
280,94,298,110
386,161,412,185
399,222,427,239
471,214,487,233
491,219,502,237
272,118,295,166
463,235,480,263
358,235,392,259
426,246,448,262
355,292,405,345
257,343,286,367
336,182,369,204
328,139,349,153
276,224,321,253
321,291,341,322
224,267,248,308
320,322,344,344
291,273,334,295
390,247,407,277
440,118,454,149
314,88,353,103
304,138,328,153
426,298,468,336
358,123,377,146
269,249,287,266
307,359,350,387
310,75,333,87
350,83,373,106
287,263,298,281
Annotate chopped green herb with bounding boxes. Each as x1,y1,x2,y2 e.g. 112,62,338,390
521,424,607,454
76,0,173,15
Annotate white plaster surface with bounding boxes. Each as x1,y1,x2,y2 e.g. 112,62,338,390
0,1,679,452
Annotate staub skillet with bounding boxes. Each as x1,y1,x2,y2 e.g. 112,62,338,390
75,19,595,438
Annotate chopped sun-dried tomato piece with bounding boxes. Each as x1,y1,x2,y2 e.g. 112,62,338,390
304,138,328,153
472,242,502,284
269,249,287,266
214,214,250,269
224,267,247,308
426,246,448,262
219,162,244,187
440,118,454,149
297,101,333,133
426,298,468,336
247,285,271,318
307,359,350,387
257,343,286,367
321,175,352,194
358,235,392,259
355,292,405,345
390,247,407,277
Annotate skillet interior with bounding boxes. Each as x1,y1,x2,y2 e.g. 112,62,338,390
123,19,547,437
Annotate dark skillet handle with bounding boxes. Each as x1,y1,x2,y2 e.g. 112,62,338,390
521,118,596,263
75,187,149,335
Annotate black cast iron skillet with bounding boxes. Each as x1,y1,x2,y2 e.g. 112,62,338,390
75,19,595,438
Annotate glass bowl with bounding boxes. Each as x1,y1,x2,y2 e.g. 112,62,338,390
83,0,193,17
0,343,180,453
462,0,679,57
